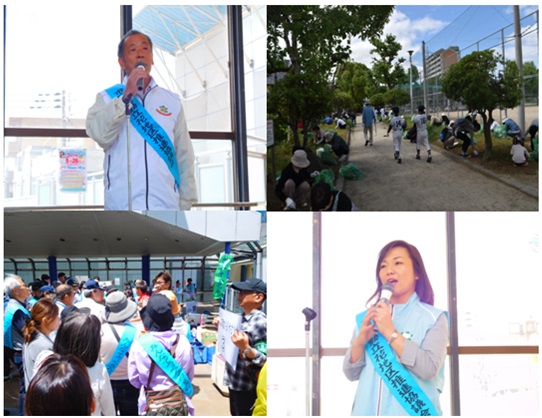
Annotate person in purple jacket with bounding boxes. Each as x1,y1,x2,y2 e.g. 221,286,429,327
128,293,195,415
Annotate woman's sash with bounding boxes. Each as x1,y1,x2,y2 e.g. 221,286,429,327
105,324,137,375
139,334,194,397
356,311,438,416
104,84,180,188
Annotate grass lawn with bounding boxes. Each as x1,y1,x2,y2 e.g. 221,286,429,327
267,122,538,210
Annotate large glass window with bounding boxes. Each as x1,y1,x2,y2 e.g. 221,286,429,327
267,212,539,416
4,5,266,209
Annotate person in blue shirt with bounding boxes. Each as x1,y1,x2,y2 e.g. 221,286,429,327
502,117,522,138
362,99,377,146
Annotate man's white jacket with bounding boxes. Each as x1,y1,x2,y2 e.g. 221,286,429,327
86,78,197,210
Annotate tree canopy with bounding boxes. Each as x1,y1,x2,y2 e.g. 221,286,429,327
268,5,394,147
370,34,408,90
442,50,523,161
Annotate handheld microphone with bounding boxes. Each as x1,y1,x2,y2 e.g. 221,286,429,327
379,282,395,304
136,62,146,91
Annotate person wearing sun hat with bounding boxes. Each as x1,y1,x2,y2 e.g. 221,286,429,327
224,278,267,416
275,148,316,210
100,291,140,416
128,293,195,415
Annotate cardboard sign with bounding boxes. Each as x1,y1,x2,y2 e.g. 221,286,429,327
218,307,243,370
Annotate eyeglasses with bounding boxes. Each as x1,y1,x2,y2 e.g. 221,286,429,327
155,281,165,285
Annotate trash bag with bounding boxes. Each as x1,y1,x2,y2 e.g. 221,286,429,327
493,124,507,139
339,163,365,180
319,144,338,165
529,136,538,161
313,169,335,187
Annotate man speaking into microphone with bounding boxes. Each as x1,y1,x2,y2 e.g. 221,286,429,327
86,30,197,210
343,240,449,416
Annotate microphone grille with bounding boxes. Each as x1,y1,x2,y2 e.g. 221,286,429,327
381,282,395,294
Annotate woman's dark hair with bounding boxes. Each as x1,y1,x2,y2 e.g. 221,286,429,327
25,353,93,416
155,271,172,290
53,311,101,367
23,298,59,344
366,240,434,306
311,182,332,211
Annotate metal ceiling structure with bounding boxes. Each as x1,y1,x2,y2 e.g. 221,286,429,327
134,5,227,55
3,211,248,258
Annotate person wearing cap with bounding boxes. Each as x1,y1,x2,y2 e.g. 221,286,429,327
413,104,433,163
67,277,83,303
387,106,407,164
105,284,118,298
128,293,195,415
275,148,315,210
100,292,140,416
323,130,349,162
26,280,44,310
55,284,76,318
40,285,56,300
75,279,106,320
502,117,522,139
225,278,267,416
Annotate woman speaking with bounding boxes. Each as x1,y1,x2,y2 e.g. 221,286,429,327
343,240,449,416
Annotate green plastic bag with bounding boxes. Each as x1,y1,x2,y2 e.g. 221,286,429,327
493,124,507,139
529,136,538,162
319,144,338,165
212,253,234,300
314,169,335,188
339,163,365,180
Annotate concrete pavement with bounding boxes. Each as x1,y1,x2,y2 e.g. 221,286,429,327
337,118,538,211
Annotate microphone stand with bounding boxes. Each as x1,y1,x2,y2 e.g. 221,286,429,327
124,97,133,211
302,307,317,416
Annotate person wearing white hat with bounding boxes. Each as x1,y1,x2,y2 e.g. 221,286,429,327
100,292,140,416
275,149,316,210
502,117,522,139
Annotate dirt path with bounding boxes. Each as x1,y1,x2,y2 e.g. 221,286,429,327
338,119,538,211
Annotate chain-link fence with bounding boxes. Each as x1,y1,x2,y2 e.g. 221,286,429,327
400,7,538,122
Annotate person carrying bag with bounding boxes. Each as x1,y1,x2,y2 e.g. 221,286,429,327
128,294,195,416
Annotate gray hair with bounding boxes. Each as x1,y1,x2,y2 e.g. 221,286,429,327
4,274,22,298
117,29,153,58
83,289,93,298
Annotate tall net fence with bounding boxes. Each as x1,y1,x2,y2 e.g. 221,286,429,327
401,7,538,119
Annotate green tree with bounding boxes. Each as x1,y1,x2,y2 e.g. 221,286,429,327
523,61,538,104
331,90,356,115
442,50,523,161
369,93,386,110
335,61,373,111
268,6,394,147
384,89,411,107
370,34,408,90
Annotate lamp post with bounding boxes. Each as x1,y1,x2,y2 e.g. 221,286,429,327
408,50,414,116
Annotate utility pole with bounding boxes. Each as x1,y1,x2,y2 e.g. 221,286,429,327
408,50,414,116
514,6,525,133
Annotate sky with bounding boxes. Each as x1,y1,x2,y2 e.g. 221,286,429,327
350,5,539,73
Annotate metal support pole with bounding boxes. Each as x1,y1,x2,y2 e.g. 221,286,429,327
422,41,429,114
446,212,461,415
514,6,526,133
227,6,249,207
142,254,150,285
47,256,57,283
311,213,322,416
408,50,414,116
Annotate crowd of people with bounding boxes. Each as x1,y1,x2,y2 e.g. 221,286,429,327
274,98,537,211
4,272,267,416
